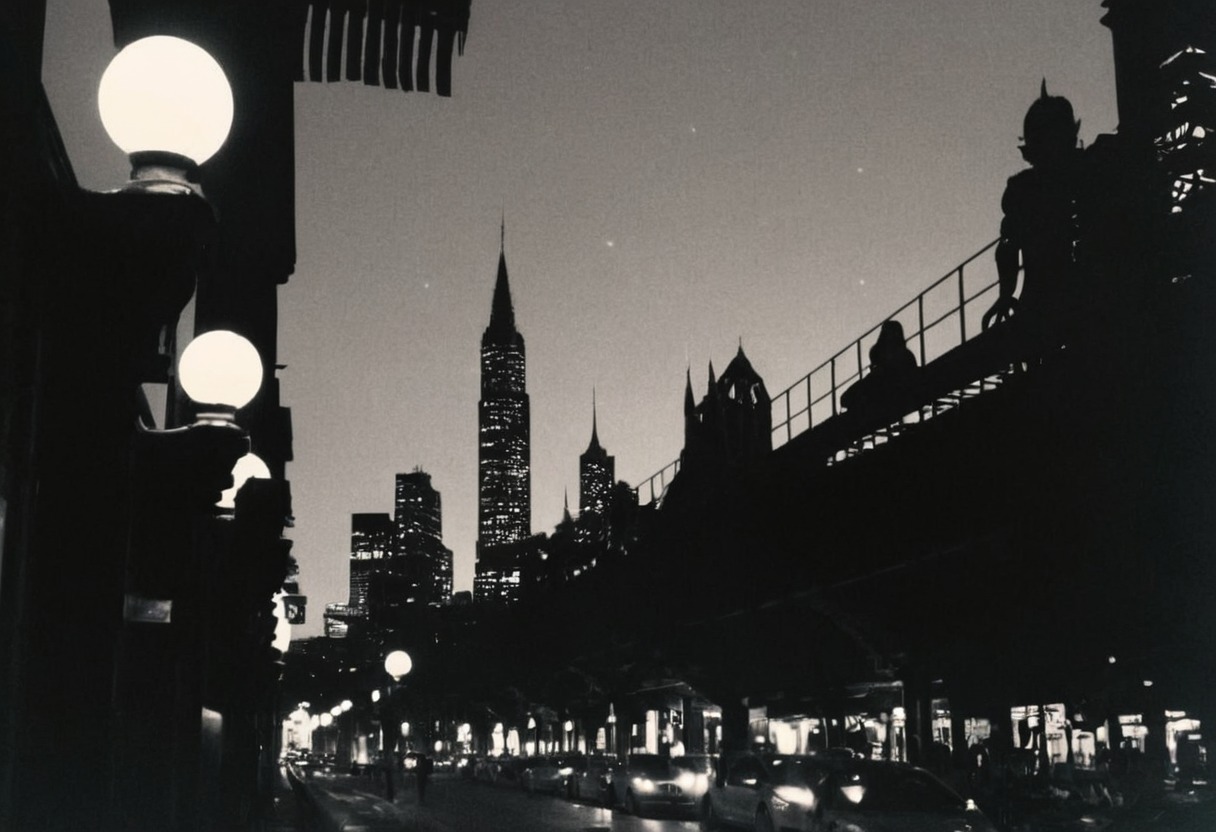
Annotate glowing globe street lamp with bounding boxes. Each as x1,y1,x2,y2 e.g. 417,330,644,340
178,329,264,425
219,452,271,509
99,35,234,191
384,650,413,681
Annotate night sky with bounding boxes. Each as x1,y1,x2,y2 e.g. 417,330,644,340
43,1,1117,636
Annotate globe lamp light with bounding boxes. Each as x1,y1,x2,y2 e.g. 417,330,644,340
319,713,333,728
218,452,271,509
330,706,342,717
271,592,291,654
384,650,412,681
340,700,353,713
178,330,263,415
99,35,234,167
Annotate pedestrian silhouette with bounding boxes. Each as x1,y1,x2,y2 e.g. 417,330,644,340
841,320,919,413
983,81,1088,355
383,749,396,802
416,753,432,803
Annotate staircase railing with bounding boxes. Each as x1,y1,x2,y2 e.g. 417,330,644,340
635,238,1003,503
771,239,1001,448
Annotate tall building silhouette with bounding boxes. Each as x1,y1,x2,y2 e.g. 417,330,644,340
579,394,615,520
348,512,394,613
475,227,532,603
394,469,453,605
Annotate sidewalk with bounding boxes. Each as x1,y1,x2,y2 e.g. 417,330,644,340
261,766,316,832
282,764,413,831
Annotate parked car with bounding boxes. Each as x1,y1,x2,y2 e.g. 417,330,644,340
491,755,528,786
569,755,620,803
671,754,715,803
521,755,585,794
703,754,998,832
612,753,703,817
472,754,525,785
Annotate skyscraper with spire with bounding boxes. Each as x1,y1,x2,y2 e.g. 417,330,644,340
579,393,615,520
474,225,532,604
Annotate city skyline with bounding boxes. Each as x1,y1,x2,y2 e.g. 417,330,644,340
42,1,1119,636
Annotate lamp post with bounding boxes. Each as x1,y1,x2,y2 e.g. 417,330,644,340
380,650,413,799
98,34,233,192
94,34,296,832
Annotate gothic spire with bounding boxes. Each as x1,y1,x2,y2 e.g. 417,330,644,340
684,366,695,416
590,390,601,448
487,222,516,337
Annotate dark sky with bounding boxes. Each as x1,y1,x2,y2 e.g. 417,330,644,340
44,1,1117,637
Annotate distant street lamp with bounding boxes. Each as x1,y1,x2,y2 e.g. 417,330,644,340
384,650,413,681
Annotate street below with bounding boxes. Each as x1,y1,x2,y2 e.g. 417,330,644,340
308,771,701,832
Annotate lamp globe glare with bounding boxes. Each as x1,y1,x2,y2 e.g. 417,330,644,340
178,330,263,409
218,452,271,509
272,593,291,654
384,650,412,680
98,35,234,164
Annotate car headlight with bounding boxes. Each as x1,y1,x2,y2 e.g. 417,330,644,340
558,767,573,776
772,784,817,809
633,777,656,793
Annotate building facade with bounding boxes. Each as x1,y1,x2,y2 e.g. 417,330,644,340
394,469,453,605
579,399,615,521
348,512,394,613
475,234,532,602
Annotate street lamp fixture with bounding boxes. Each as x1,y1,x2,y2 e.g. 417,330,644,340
218,452,271,509
271,592,292,653
99,35,234,189
330,706,342,718
340,700,353,713
178,329,264,423
384,650,413,681
319,713,333,728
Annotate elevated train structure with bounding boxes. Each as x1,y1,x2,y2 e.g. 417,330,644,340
445,0,1216,775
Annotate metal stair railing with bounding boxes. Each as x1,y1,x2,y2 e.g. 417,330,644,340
635,239,1004,503
771,238,1001,448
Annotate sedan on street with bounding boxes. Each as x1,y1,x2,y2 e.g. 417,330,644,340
613,753,704,817
703,753,998,832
